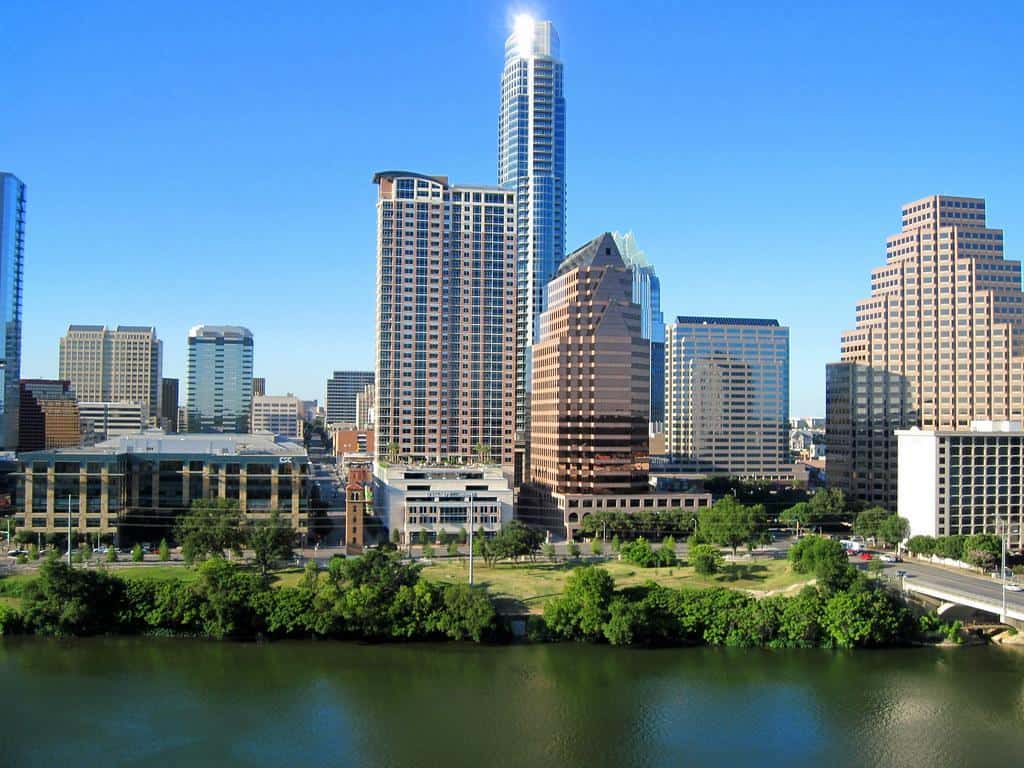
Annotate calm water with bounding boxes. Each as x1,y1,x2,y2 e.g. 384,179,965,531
3,638,1024,768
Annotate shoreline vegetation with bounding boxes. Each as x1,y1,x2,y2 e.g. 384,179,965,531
0,536,969,650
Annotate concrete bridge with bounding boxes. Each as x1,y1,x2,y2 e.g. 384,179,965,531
897,570,1024,629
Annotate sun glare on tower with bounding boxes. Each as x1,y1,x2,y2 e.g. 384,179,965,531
513,13,535,54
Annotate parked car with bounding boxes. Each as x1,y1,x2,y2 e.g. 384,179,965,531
1006,583,1023,592
879,554,897,563
6,548,27,557
859,552,872,561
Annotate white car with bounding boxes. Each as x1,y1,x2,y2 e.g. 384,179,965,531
1005,583,1023,592
879,554,897,563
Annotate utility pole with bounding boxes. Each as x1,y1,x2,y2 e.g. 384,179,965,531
467,496,474,587
67,493,72,566
1002,515,1008,622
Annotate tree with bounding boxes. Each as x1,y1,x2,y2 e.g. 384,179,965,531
907,535,936,556
472,442,492,465
488,520,544,563
611,534,621,554
247,511,296,579
106,546,118,563
591,539,604,557
807,487,849,524
658,536,677,567
543,566,615,641
131,543,143,563
422,540,434,559
780,501,813,537
28,543,39,561
877,516,910,549
447,539,459,557
621,537,658,567
822,585,911,648
457,527,468,545
788,535,854,590
690,544,723,575
158,538,170,562
963,534,1001,569
853,507,891,540
390,527,401,546
542,542,555,562
567,542,581,560
698,497,767,557
174,499,245,563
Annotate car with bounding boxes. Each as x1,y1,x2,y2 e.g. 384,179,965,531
1006,583,1023,592
859,552,872,561
895,569,907,578
7,548,28,557
879,554,896,563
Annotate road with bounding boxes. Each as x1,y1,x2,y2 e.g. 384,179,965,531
879,558,1024,617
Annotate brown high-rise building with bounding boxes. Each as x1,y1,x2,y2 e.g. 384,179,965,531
161,377,179,432
827,195,1023,509
18,380,81,451
372,171,515,467
529,232,650,494
522,234,710,537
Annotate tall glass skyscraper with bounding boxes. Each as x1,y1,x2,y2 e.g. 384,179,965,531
499,16,566,438
186,325,254,433
0,173,25,450
614,232,666,425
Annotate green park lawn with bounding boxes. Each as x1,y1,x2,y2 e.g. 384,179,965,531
420,555,810,612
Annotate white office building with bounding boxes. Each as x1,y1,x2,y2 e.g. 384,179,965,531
79,401,146,442
250,394,303,440
373,463,513,545
897,420,1024,550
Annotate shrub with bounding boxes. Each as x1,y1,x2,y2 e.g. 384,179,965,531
543,566,614,641
689,544,723,576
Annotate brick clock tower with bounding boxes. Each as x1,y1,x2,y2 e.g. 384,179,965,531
345,465,373,553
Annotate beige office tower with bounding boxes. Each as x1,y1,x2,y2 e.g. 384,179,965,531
355,382,375,429
372,172,515,467
58,325,162,421
827,195,1023,509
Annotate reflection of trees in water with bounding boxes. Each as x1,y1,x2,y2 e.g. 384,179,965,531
3,640,1024,765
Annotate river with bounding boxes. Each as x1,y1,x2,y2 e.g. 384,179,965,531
3,638,1023,767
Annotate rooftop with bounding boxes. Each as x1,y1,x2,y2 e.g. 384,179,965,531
673,316,781,328
23,430,307,458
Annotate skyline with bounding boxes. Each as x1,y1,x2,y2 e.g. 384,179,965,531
4,1,1023,416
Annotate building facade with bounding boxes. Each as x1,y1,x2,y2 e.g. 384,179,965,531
614,231,666,425
0,173,25,450
325,370,374,426
160,377,179,432
355,382,375,429
344,464,373,553
15,432,309,537
186,325,254,433
827,196,1023,508
523,233,710,535
332,427,374,457
58,325,162,421
252,377,266,397
79,401,145,442
373,171,515,467
897,421,1024,550
665,316,792,480
18,380,80,451
499,17,566,438
250,394,303,439
374,464,513,544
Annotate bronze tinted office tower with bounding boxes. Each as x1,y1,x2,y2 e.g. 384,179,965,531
373,172,516,467
529,233,650,496
827,195,1024,508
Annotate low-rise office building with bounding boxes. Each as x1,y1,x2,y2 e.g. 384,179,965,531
897,420,1024,550
15,431,310,537
250,394,304,439
79,401,145,443
333,427,374,457
373,463,513,545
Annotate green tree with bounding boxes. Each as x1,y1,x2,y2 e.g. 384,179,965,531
853,507,891,540
611,534,621,554
567,541,581,560
247,511,296,579
963,534,1001,569
877,515,910,549
543,566,615,641
542,541,555,562
788,535,854,591
106,546,118,563
158,538,170,562
591,539,604,557
174,499,245,563
20,556,123,636
658,536,677,567
621,537,658,567
698,496,767,557
780,501,814,537
689,544,723,575
906,535,936,556
457,527,468,545
28,543,39,561
131,543,143,563
390,527,401,546
807,487,849,525
822,585,911,648
422,540,434,559
447,539,459,557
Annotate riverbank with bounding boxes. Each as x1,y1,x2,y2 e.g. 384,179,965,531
0,549,970,650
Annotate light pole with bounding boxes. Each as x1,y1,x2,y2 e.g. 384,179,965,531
467,496,474,587
67,493,73,566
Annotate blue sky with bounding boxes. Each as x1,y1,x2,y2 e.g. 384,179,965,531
3,0,1022,416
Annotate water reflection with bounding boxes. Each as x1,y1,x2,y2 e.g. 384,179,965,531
3,639,1023,768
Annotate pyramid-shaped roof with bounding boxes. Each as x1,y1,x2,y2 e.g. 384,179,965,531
555,232,625,277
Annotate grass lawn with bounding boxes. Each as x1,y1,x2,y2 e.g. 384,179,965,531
421,556,811,612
